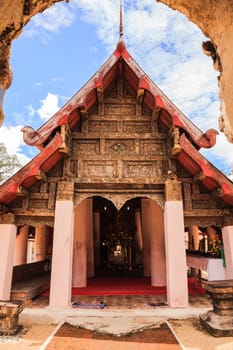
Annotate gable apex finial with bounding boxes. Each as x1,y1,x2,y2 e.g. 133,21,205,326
120,0,123,38
117,0,126,52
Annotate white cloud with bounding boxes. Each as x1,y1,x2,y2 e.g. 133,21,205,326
37,93,60,121
24,2,75,42
0,125,30,165
31,4,74,33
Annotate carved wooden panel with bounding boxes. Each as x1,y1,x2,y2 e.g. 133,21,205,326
105,139,135,156
123,121,151,133
81,161,117,178
140,140,167,156
73,139,100,156
89,120,118,133
28,200,48,209
192,200,210,209
122,161,157,178
104,104,136,115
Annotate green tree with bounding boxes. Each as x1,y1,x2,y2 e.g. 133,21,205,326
0,142,22,183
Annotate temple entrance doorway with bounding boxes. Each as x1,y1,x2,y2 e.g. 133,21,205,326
73,196,166,291
93,196,143,278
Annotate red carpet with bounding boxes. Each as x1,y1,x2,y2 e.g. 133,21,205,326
43,277,205,296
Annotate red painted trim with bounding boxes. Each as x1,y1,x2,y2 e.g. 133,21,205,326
179,133,233,204
0,133,63,204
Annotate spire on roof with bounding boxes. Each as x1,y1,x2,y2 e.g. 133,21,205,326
117,0,126,52
119,0,123,38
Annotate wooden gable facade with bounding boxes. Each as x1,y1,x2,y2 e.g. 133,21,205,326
3,73,233,228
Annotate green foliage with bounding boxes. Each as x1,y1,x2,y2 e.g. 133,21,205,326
0,142,22,183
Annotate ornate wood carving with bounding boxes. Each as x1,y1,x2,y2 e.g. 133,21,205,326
140,139,167,156
106,139,135,156
170,126,182,157
82,161,117,178
59,124,71,155
56,181,74,201
73,139,100,156
123,161,157,178
0,213,15,224
165,172,182,201
89,120,118,133
122,121,151,133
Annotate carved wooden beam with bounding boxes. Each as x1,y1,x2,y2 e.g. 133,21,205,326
184,209,232,217
152,106,161,121
16,185,28,197
97,86,104,104
169,126,182,157
211,187,224,199
80,105,88,119
193,171,206,182
137,88,144,104
97,86,104,115
59,124,71,155
35,169,47,182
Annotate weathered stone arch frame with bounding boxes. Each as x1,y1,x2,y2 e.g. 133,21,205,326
1,0,233,141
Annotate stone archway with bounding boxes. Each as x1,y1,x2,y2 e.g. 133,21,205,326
1,1,233,140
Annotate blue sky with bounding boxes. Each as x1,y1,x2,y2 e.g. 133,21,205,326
1,0,233,175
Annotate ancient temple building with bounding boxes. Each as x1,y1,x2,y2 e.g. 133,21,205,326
0,20,233,309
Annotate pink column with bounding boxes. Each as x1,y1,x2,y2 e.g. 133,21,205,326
14,225,28,266
135,209,143,251
150,201,166,287
0,224,16,300
141,199,151,277
164,201,188,307
93,210,101,269
188,225,200,250
72,200,88,287
49,201,74,308
35,226,47,262
222,225,233,279
86,199,95,278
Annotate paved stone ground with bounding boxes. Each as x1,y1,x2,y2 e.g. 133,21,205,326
1,294,233,349
44,322,182,350
27,293,211,310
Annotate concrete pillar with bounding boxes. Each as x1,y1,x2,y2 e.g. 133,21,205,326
14,225,28,266
72,199,89,287
135,209,143,251
206,226,217,249
222,225,233,279
164,175,188,307
35,226,47,262
150,201,166,287
141,199,151,277
164,201,188,307
86,198,94,278
0,224,16,300
188,225,200,250
93,210,101,269
49,200,74,308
